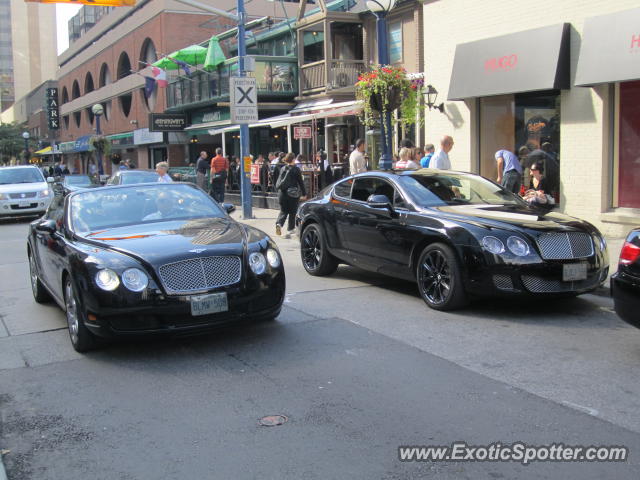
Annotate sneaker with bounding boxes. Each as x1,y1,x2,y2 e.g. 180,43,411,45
275,224,282,236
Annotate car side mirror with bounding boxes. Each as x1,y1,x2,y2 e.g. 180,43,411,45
46,177,55,183
36,219,57,234
222,203,236,214
367,194,392,209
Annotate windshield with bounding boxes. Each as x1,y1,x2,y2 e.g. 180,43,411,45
121,171,159,184
65,175,94,186
0,168,45,185
397,173,526,208
70,184,226,233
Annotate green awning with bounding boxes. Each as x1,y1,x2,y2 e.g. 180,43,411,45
107,133,133,140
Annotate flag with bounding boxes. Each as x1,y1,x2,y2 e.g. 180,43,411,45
170,58,192,76
204,36,226,72
144,76,156,98
151,67,168,87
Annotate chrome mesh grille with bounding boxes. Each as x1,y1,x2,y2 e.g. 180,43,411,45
493,274,514,291
9,192,37,199
521,274,600,293
536,232,594,260
158,256,241,294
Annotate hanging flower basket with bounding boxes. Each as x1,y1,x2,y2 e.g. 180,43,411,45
89,135,112,158
355,65,424,128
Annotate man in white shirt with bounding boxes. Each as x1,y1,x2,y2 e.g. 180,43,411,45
429,135,454,170
349,139,367,174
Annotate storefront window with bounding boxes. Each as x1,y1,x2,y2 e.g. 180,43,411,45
616,81,640,209
480,91,560,197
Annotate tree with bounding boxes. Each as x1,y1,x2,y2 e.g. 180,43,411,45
0,123,35,165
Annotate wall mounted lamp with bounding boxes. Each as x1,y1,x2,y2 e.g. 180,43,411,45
424,85,445,113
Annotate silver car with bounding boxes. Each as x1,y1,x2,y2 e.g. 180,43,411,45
0,166,53,218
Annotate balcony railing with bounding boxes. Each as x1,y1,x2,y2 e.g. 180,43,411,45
300,60,326,91
300,59,366,94
166,56,298,110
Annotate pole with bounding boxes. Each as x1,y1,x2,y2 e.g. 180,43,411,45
375,11,393,171
23,138,29,165
95,114,104,175
238,0,252,219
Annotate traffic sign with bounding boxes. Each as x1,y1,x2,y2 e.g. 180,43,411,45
230,77,258,123
293,126,312,139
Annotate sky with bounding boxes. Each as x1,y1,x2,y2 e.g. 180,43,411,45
56,4,82,55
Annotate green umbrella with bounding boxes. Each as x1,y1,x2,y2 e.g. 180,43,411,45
203,36,227,72
152,44,208,69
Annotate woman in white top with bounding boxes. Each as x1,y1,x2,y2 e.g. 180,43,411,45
394,147,420,169
156,161,173,183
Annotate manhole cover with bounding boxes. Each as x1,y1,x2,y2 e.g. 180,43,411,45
260,415,288,427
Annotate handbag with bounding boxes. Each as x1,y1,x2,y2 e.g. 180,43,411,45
286,185,301,199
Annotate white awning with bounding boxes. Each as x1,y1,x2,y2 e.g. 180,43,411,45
184,120,231,132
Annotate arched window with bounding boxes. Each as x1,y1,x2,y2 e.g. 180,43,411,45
61,87,69,104
84,72,95,94
99,63,111,88
139,38,158,110
119,93,132,117
117,52,132,80
71,80,80,100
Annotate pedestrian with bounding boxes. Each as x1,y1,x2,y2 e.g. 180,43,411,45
420,144,435,168
119,158,129,170
210,147,228,202
155,161,173,183
195,150,209,190
61,162,70,175
395,147,420,169
272,152,285,188
275,152,306,238
349,138,366,174
495,148,522,194
527,148,559,199
429,136,454,169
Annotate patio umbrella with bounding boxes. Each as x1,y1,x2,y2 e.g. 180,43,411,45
152,44,208,70
203,36,226,72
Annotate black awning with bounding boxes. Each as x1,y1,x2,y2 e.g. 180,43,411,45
575,8,640,86
447,24,570,101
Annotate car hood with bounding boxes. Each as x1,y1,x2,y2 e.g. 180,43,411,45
430,203,592,233
78,217,251,266
0,182,48,194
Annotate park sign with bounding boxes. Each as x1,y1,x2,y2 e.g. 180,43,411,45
46,87,59,130
230,77,258,123
24,1,136,6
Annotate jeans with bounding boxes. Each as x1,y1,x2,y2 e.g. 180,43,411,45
276,193,298,231
196,172,206,190
210,180,225,203
501,169,521,194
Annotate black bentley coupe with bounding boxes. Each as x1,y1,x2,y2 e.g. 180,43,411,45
297,170,609,311
27,183,285,352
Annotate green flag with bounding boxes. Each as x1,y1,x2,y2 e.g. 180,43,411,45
203,36,226,72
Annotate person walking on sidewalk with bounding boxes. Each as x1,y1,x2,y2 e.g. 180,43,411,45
275,152,306,238
195,151,209,190
429,136,454,169
210,147,229,203
495,148,522,193
349,139,367,174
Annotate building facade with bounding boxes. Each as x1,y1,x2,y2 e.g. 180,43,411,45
421,0,640,237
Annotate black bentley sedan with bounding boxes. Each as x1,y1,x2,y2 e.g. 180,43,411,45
297,170,608,311
27,183,285,352
611,228,640,328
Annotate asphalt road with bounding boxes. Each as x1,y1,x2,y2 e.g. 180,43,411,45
1,212,639,479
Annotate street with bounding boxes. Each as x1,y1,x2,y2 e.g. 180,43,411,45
1,211,639,479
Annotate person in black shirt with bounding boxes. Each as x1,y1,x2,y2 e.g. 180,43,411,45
195,151,209,190
275,152,306,238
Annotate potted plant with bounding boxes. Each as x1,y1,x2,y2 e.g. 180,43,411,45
355,65,424,127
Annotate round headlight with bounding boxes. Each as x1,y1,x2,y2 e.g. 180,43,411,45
507,236,529,256
249,252,267,275
95,269,120,291
266,248,280,268
122,268,149,292
482,236,505,254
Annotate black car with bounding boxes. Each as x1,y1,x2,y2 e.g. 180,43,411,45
297,169,609,311
106,169,159,185
55,174,99,195
27,183,285,352
611,228,640,328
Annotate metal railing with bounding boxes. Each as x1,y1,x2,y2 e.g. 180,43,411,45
328,60,365,90
300,61,326,92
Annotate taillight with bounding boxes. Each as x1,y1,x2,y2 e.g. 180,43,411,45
619,241,640,265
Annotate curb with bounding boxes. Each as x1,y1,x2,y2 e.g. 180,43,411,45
0,452,8,480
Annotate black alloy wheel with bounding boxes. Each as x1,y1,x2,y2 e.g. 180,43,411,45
300,223,338,276
64,277,97,352
28,251,51,303
417,243,467,311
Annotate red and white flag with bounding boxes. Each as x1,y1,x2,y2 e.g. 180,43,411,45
151,67,168,88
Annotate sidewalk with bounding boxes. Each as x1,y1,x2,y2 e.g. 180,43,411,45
231,207,625,288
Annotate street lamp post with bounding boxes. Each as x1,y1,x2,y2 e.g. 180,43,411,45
92,103,104,175
22,131,30,165
366,0,396,171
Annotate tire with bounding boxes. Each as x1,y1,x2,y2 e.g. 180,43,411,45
28,252,51,303
416,243,468,311
300,223,338,276
64,277,97,353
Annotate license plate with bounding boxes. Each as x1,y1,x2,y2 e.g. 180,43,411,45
18,201,31,208
563,263,587,282
190,292,228,316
